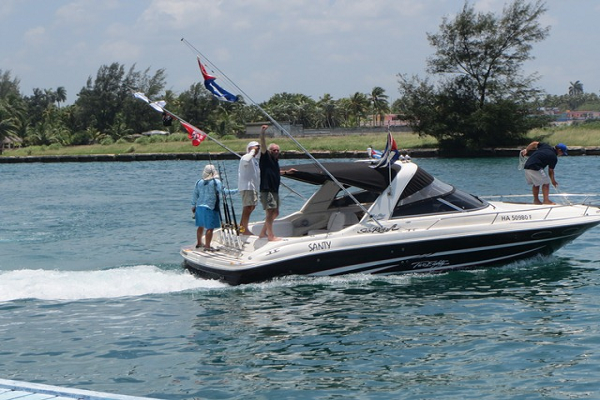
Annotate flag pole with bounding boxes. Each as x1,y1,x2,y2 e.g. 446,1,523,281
180,38,381,226
387,124,393,195
132,91,305,200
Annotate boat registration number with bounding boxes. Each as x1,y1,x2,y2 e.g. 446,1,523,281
501,214,533,221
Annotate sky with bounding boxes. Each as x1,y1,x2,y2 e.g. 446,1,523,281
1,0,599,106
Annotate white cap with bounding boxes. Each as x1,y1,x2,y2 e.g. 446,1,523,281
247,141,259,152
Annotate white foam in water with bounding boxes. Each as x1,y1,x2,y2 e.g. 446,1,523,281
0,265,226,301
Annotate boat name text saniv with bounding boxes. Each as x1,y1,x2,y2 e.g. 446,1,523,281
308,241,332,252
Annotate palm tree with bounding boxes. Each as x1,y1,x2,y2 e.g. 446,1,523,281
317,93,337,129
213,104,244,137
568,81,583,96
348,92,369,127
0,106,18,154
336,98,352,128
369,86,389,127
55,86,67,107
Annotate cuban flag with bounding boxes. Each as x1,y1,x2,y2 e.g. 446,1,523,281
197,57,238,102
371,131,400,169
369,148,382,159
180,121,207,146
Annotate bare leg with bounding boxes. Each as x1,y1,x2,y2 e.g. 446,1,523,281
240,205,255,234
541,184,554,204
260,208,280,241
205,229,214,249
196,227,204,247
532,186,542,204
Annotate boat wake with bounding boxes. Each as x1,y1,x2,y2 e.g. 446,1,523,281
0,265,226,302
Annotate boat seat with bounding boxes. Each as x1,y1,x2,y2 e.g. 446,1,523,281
249,220,294,237
308,211,358,236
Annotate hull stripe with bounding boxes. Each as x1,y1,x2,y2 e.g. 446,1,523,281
308,233,574,276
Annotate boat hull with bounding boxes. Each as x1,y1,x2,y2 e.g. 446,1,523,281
183,220,600,285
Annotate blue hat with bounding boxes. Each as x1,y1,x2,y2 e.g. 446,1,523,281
556,143,568,155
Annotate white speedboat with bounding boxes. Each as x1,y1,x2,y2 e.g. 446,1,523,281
181,160,600,285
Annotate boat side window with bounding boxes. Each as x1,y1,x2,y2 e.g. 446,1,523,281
392,172,486,218
329,187,379,208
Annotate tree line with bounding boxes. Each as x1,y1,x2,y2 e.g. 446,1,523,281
0,64,393,151
2,0,600,155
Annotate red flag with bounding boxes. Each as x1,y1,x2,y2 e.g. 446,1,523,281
197,57,216,81
180,121,207,146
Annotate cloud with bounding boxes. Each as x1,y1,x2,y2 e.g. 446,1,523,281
23,26,47,46
0,0,17,19
140,0,223,28
98,40,142,63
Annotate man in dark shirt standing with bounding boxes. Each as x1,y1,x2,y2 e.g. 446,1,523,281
258,125,294,241
521,141,568,204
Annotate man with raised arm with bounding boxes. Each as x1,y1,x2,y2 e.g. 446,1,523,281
258,125,294,241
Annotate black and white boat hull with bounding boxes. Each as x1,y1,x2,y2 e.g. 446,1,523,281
181,161,600,285
183,220,599,285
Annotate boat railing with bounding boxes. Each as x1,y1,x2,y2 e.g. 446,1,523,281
481,193,600,205
422,195,600,231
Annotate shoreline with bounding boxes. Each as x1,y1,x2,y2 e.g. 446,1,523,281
2,147,600,163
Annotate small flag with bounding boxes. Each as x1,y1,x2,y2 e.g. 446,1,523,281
371,131,400,169
197,57,238,102
180,121,207,146
149,100,166,112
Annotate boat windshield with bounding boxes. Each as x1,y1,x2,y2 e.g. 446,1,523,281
392,167,486,218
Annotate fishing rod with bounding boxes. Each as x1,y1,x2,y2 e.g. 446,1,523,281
210,154,240,248
206,152,226,236
216,161,232,229
220,160,240,235
181,38,382,227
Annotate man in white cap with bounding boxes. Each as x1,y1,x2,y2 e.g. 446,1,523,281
238,140,261,234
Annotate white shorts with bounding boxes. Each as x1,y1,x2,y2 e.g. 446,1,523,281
525,168,550,187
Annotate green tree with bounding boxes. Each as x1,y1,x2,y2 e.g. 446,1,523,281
568,81,583,96
0,101,19,154
177,82,219,130
348,92,369,127
212,105,244,137
0,70,21,101
106,112,133,140
55,86,67,107
74,63,126,133
73,63,167,138
369,87,389,126
317,93,337,129
261,93,318,128
397,0,550,153
427,0,549,107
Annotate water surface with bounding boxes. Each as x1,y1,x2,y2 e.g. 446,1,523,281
1,157,600,399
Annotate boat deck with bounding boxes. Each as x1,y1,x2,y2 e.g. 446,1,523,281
0,379,162,400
